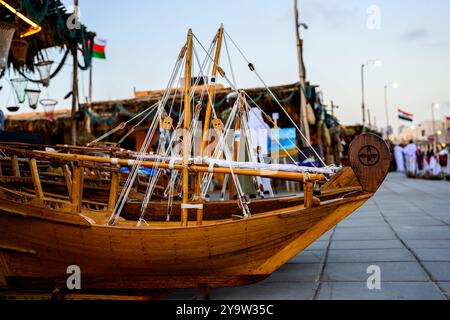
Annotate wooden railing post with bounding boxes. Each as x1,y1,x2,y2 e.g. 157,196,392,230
71,164,84,213
29,158,44,205
62,164,73,198
304,181,313,209
108,171,120,211
12,155,20,177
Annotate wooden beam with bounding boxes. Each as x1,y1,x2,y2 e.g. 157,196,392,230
29,158,44,205
34,150,326,182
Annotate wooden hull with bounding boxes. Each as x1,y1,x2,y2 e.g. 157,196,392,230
0,133,390,290
0,193,369,289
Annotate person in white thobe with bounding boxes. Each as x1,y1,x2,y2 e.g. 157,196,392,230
393,145,404,172
403,140,417,175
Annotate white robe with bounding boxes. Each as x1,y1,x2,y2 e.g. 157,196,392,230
429,156,441,176
393,146,404,172
403,143,417,175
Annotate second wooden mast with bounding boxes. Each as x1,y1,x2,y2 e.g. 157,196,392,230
195,25,225,225
181,29,193,227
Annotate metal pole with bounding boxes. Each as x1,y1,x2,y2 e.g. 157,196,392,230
384,85,390,139
294,0,310,145
70,0,79,146
432,104,436,154
361,64,366,133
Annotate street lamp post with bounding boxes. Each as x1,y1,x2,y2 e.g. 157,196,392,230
431,103,440,153
361,60,381,133
384,81,399,140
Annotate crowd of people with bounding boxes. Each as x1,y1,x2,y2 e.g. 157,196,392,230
393,140,450,179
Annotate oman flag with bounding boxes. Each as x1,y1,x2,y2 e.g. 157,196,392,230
92,38,107,59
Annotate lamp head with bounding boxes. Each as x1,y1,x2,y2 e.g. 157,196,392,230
299,23,308,30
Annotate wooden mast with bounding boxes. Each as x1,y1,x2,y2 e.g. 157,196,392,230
181,29,193,227
195,26,224,225
200,26,224,156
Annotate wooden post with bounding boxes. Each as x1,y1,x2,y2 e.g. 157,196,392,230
181,29,193,227
71,164,84,213
70,0,79,145
108,171,120,211
11,155,20,177
294,0,310,145
62,164,72,198
29,159,44,205
304,181,313,208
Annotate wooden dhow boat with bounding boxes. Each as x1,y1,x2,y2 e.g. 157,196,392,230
0,27,391,291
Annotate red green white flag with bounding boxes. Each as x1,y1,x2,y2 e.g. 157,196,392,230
92,38,107,59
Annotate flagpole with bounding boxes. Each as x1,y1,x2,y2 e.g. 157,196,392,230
86,59,93,134
89,59,92,104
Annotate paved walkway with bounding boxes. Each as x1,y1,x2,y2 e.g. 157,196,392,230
167,173,450,300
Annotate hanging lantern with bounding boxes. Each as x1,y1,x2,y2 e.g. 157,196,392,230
7,106,20,112
35,60,53,87
10,78,28,104
25,88,41,110
0,22,15,69
10,39,29,64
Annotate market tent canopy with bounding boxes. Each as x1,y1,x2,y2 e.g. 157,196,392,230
0,0,95,75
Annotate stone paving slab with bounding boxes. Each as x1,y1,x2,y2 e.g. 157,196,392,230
288,250,325,264
393,226,450,240
329,240,404,250
332,227,397,241
317,282,446,300
403,239,450,249
421,262,450,281
322,262,428,282
437,282,450,299
326,249,415,263
304,240,327,251
411,249,450,261
211,282,316,300
385,217,445,226
265,263,320,283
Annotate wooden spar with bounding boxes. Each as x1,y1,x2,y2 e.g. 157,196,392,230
195,26,224,225
181,29,193,227
33,150,326,182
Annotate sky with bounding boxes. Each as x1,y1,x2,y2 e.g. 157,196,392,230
1,0,450,129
